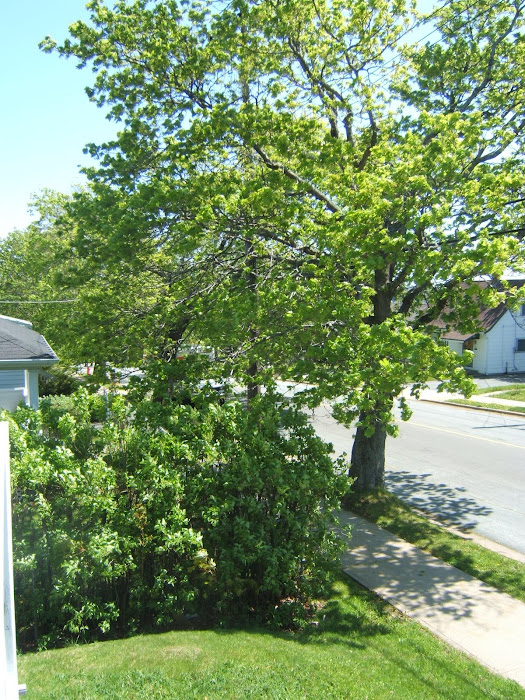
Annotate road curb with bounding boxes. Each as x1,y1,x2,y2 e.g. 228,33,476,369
408,505,525,564
420,398,525,418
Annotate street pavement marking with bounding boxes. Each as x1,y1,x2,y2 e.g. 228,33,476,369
409,422,525,450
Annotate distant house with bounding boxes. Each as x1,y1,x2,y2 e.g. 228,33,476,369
0,315,58,410
438,282,525,375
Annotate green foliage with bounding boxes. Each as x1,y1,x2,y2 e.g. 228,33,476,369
40,388,108,427
0,191,79,357
36,0,525,490
174,390,349,619
8,392,210,648
7,387,348,648
38,365,81,398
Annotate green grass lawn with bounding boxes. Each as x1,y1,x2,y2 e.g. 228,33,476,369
472,383,525,402
489,387,525,401
440,382,525,411
344,489,525,604
18,574,524,700
446,397,525,413
474,384,525,396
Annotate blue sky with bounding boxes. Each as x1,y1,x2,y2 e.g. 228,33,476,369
0,1,116,237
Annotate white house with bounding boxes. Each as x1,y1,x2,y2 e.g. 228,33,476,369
441,298,525,376
0,315,58,411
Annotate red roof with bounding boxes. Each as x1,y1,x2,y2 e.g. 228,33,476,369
434,279,525,341
440,304,507,341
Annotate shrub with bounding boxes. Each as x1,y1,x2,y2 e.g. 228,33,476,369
175,393,349,620
88,392,108,422
40,389,108,425
8,394,206,649
38,366,81,397
7,387,349,648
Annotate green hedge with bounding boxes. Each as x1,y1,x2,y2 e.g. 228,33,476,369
6,388,348,649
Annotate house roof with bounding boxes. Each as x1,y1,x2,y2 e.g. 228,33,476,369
0,315,58,364
435,279,525,342
439,304,507,341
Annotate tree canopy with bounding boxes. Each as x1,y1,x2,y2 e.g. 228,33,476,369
0,191,78,342
37,0,525,488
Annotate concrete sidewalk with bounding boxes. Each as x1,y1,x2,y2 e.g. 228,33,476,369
337,511,525,689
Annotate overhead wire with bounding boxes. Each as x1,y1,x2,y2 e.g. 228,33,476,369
0,300,77,304
337,0,515,112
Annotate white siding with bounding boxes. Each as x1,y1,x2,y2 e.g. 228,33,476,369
471,335,488,374
482,310,525,375
444,338,479,370
445,339,463,355
0,391,25,412
445,339,464,355
0,372,26,411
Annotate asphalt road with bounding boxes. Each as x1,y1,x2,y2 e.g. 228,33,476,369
308,400,525,556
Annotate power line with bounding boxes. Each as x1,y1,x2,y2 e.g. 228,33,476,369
365,0,458,78
343,0,513,110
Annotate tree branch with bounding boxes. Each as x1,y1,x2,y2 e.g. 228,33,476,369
354,110,378,170
251,144,341,213
458,5,521,113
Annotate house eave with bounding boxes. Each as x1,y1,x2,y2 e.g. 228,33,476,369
441,331,480,342
0,358,58,371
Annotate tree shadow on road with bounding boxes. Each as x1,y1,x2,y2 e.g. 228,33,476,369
385,470,492,529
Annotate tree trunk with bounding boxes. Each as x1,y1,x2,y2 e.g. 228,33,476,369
349,264,392,489
350,418,387,491
247,357,259,404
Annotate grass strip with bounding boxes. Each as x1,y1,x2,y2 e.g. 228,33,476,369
490,388,525,401
445,397,525,413
343,488,525,604
18,573,524,699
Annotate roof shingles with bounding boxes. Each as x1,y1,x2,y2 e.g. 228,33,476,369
0,317,57,362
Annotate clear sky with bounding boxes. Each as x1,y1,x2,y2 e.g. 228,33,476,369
0,1,117,238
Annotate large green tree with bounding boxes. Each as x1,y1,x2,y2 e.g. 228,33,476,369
42,0,525,488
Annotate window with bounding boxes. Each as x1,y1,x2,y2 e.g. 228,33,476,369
516,339,525,352
520,304,525,316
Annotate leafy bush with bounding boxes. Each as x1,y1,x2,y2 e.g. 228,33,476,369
7,387,349,649
40,389,107,425
88,392,107,422
8,394,206,649
175,393,349,620
39,392,77,416
38,366,81,397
